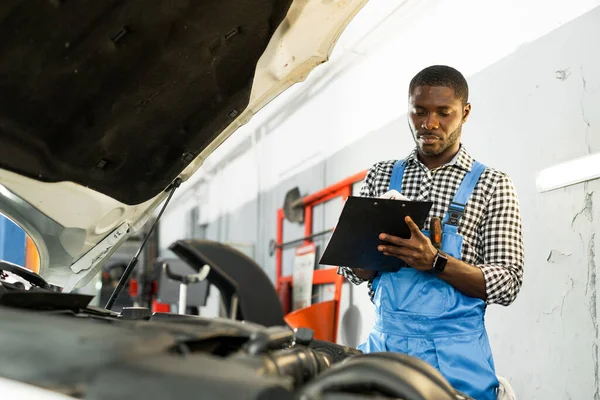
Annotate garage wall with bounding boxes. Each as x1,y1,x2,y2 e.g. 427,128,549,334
159,1,600,398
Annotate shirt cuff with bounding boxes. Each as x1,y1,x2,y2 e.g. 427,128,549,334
479,264,523,306
337,266,368,285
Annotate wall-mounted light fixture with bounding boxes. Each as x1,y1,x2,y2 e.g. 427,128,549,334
536,152,600,192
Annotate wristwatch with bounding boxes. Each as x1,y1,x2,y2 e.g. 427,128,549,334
430,250,448,274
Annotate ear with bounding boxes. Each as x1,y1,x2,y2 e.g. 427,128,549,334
462,103,472,123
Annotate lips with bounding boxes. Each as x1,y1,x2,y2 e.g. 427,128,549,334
418,135,439,144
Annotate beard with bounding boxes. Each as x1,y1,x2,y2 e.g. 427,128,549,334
413,125,462,156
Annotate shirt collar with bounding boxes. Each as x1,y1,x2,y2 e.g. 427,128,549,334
404,144,474,172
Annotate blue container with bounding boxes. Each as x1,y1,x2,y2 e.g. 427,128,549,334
0,214,26,266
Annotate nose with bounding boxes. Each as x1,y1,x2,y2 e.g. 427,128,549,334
421,114,439,130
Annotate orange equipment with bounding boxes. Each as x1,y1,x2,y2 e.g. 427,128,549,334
275,170,367,343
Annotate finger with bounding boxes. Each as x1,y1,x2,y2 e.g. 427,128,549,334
378,244,411,258
405,216,423,236
383,251,410,263
379,233,409,246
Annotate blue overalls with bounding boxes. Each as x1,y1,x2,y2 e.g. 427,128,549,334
357,159,499,400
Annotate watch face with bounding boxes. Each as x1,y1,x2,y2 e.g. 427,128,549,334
432,251,448,273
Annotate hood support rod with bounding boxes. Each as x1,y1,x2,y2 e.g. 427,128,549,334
105,178,182,310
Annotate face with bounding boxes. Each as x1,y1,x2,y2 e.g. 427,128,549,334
408,86,470,158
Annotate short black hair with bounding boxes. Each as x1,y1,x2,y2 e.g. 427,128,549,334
409,65,469,104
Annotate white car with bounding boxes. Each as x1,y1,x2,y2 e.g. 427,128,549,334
0,2,473,399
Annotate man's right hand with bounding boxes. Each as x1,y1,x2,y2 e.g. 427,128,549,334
351,268,377,280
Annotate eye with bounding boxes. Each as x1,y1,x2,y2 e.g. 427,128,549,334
413,110,426,116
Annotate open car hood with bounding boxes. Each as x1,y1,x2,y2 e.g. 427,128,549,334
0,0,368,290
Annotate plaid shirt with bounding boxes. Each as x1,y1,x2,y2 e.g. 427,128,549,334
337,145,524,306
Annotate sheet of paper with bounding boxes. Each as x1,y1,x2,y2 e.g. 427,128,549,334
292,243,317,310
379,189,411,201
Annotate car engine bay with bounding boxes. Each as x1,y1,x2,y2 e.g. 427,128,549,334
0,260,472,400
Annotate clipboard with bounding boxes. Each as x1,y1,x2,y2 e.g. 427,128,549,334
319,196,433,272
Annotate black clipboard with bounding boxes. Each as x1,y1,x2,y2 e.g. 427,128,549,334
319,196,433,272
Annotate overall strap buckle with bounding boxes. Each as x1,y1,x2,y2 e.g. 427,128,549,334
446,202,466,226
443,160,487,227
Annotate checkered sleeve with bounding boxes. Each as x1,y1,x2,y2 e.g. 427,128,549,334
336,164,379,285
477,173,525,306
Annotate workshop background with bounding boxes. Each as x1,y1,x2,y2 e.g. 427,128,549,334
157,1,600,399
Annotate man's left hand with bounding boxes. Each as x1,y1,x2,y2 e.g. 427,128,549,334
377,216,438,271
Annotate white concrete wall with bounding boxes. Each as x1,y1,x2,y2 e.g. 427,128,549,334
159,1,600,398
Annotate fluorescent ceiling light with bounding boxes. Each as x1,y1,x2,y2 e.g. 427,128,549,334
536,152,600,192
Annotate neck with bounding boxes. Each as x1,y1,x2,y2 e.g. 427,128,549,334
418,144,461,170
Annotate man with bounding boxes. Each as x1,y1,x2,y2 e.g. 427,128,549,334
337,65,524,400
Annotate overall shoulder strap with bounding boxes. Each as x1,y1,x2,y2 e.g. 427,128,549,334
443,160,487,226
389,160,407,191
